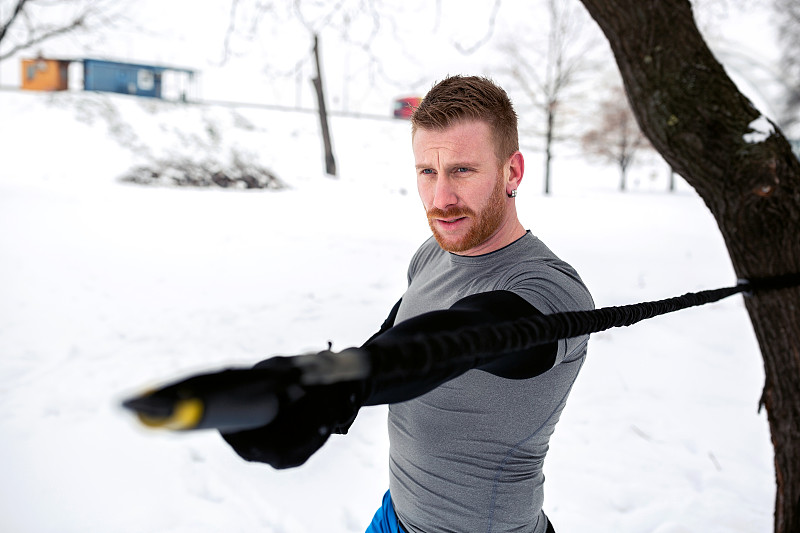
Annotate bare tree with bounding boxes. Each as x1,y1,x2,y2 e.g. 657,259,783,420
0,0,124,62
501,0,600,195
218,0,432,112
581,86,651,191
578,2,800,532
773,0,800,130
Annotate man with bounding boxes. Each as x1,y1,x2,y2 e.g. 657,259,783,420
222,76,594,533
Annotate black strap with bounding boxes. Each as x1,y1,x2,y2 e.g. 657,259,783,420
364,274,800,382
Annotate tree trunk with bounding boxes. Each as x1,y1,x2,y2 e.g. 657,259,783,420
618,161,626,192
312,34,337,177
544,104,555,195
578,1,800,531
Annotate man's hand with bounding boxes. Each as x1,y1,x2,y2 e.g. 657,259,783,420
122,353,364,469
220,356,363,469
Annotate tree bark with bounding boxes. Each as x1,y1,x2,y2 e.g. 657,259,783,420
578,1,800,531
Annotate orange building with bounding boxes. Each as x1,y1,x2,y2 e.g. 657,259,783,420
21,58,71,91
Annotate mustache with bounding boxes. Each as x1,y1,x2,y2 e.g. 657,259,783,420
426,206,474,220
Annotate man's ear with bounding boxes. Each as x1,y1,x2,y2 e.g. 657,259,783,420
506,151,524,195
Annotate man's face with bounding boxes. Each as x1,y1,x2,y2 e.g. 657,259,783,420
413,120,512,256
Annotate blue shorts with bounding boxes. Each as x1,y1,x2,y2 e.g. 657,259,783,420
365,490,404,533
364,490,556,533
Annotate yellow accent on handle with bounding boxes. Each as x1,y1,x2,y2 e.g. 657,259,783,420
136,398,205,430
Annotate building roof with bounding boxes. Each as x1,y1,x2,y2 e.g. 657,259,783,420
82,58,196,75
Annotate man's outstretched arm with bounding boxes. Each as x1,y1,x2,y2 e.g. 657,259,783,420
220,290,557,468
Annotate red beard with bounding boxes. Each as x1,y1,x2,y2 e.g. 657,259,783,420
426,175,507,254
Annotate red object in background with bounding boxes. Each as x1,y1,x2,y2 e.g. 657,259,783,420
393,97,422,119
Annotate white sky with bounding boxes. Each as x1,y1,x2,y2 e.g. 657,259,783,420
0,0,784,119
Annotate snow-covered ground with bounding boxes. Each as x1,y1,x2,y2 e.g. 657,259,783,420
0,90,774,532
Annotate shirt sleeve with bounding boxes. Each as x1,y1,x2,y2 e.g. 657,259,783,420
361,290,558,406
501,258,595,364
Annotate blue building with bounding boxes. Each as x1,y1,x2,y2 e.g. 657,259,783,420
83,59,195,99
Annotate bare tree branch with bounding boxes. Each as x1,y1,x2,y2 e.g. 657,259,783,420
293,0,348,34
0,15,83,60
453,0,502,55
0,0,126,63
219,0,242,65
774,0,800,126
0,0,28,44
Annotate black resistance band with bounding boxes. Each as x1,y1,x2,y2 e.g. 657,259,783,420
301,273,800,386
123,273,800,432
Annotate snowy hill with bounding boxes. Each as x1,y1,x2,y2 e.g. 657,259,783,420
0,89,774,532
